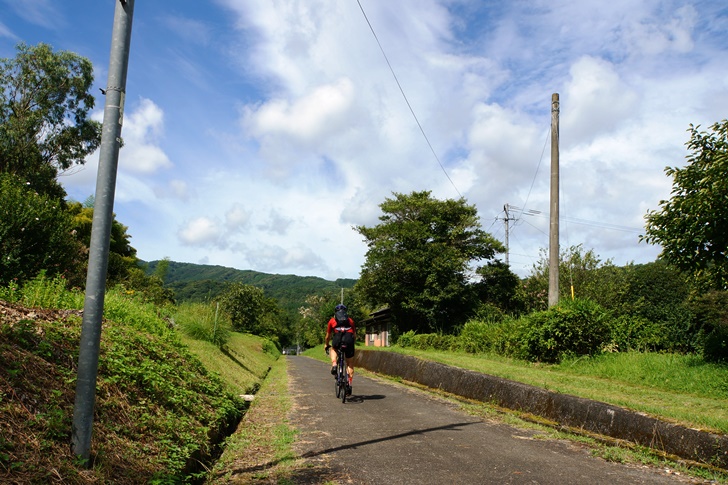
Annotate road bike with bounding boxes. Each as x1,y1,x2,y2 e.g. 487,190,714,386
334,344,350,403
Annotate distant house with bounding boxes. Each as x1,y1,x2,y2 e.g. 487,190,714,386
361,307,391,347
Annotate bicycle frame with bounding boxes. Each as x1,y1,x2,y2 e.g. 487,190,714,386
334,344,348,403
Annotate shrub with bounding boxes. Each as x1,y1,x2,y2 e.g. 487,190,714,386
459,320,498,354
608,315,664,352
519,298,611,363
689,291,728,362
396,330,416,348
472,303,507,323
0,174,84,287
703,328,728,363
401,333,458,351
457,318,524,356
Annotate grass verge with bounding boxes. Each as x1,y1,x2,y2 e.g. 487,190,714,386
207,357,297,483
366,346,728,434
0,275,280,484
181,332,275,396
207,356,351,484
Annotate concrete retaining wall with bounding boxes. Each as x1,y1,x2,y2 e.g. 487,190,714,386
352,349,728,469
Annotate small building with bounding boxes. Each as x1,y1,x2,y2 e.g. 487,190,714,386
361,307,391,347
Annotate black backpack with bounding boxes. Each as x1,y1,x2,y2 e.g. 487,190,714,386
334,308,351,329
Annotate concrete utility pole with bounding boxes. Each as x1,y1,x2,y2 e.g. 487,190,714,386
549,93,560,307
501,204,516,266
71,0,135,464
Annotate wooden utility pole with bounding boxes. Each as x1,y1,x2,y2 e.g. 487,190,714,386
549,93,560,307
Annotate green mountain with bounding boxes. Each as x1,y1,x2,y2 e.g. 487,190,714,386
146,260,357,315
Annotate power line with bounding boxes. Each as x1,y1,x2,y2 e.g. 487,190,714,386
355,0,461,198
509,207,642,234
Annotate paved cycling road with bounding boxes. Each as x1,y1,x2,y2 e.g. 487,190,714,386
287,356,698,484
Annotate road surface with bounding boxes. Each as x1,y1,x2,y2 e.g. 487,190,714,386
287,356,699,484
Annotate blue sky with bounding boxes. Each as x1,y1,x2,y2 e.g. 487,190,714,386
2,0,727,280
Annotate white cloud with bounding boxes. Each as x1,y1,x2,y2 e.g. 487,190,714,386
244,78,355,142
623,5,697,56
52,0,728,280
225,203,251,231
257,208,294,236
119,98,173,174
178,217,225,248
154,180,192,201
561,56,639,144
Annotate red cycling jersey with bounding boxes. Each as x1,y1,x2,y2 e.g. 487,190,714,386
327,316,355,335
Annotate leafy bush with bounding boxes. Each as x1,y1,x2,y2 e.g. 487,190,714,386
471,302,507,323
459,320,499,354
403,333,458,351
519,298,611,363
690,291,728,363
608,315,664,352
396,330,416,348
0,174,84,287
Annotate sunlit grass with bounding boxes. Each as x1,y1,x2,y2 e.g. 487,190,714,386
173,301,232,346
181,332,276,396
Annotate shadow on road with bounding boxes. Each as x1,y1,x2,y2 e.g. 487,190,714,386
343,394,386,404
300,421,477,459
229,421,478,476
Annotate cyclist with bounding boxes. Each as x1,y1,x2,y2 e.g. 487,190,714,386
324,304,356,395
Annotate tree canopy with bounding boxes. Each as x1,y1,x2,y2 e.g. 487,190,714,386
216,282,284,340
642,120,728,290
355,191,505,334
0,42,101,199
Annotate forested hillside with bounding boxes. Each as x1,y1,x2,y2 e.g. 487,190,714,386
146,260,357,315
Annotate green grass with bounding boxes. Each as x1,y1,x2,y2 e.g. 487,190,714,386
208,356,297,483
173,301,232,346
0,274,282,483
181,332,276,395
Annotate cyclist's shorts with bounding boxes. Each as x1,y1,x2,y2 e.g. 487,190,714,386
332,332,355,358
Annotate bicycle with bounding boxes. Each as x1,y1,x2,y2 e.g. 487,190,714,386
332,344,350,403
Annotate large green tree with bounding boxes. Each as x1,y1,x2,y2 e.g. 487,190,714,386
355,191,505,334
0,43,101,199
217,282,284,341
642,120,728,290
66,198,138,286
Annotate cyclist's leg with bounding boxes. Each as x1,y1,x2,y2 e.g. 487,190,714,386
342,333,355,384
330,333,341,374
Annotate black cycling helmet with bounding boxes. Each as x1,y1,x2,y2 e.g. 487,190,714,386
335,304,347,311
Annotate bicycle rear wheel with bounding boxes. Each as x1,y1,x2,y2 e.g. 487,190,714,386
340,364,347,403
335,353,344,398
